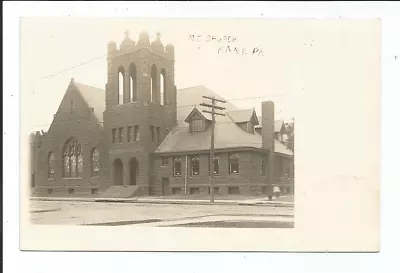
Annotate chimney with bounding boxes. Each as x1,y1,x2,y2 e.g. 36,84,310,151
262,101,275,184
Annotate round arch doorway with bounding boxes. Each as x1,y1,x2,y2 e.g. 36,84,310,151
129,158,139,185
113,159,123,185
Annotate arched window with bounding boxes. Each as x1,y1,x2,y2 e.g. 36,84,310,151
91,148,100,177
191,156,200,176
62,137,83,178
160,68,167,105
151,64,158,103
129,64,137,102
117,66,125,105
229,153,240,174
48,152,55,179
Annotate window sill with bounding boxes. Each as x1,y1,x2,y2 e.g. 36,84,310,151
229,172,240,175
47,178,56,181
62,177,83,180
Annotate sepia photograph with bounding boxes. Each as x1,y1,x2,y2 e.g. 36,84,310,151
25,18,295,229
19,16,380,252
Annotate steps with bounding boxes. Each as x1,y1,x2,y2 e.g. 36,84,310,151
100,185,141,198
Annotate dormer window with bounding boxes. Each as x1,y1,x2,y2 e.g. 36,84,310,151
247,122,255,134
184,107,211,133
227,109,259,134
190,119,205,132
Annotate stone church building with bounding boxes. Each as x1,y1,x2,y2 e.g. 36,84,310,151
30,31,294,197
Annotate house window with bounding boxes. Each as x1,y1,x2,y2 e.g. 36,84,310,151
228,186,240,194
91,188,98,195
162,157,170,166
156,127,160,142
127,126,133,142
68,188,74,194
173,157,182,177
150,126,155,142
190,187,200,195
134,126,140,141
112,128,116,143
261,158,266,176
91,148,100,177
190,119,205,132
48,152,55,179
209,187,220,194
229,153,240,174
47,189,53,195
62,137,83,178
118,127,123,143
191,156,200,176
208,156,219,176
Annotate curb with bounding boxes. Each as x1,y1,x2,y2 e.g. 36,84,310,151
30,197,293,208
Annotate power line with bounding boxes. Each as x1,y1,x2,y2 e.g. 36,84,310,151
43,54,106,79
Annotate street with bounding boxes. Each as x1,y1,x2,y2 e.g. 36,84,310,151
29,200,294,228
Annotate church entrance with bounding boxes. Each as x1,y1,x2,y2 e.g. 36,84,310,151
113,159,123,185
129,158,139,185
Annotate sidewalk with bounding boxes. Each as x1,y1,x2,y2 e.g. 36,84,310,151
30,196,294,207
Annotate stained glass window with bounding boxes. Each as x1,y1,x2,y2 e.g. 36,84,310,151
62,137,83,178
48,152,55,179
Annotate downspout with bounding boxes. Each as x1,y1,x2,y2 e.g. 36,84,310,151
184,155,188,195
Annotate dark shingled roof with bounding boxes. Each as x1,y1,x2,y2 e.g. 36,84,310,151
155,86,293,156
74,81,105,126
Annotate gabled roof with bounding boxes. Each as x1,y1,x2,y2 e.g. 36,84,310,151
155,86,293,156
255,116,285,133
155,118,293,156
184,107,212,123
227,109,259,125
73,81,105,125
177,85,239,123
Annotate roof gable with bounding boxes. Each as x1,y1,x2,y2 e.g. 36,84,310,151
227,109,255,124
73,80,105,126
255,116,285,133
184,107,211,123
156,86,293,156
177,85,239,122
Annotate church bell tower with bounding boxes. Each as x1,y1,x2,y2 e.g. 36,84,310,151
103,30,177,194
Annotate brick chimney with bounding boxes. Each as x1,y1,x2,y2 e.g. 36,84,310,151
262,101,275,184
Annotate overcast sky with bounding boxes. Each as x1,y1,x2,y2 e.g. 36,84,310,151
20,18,305,132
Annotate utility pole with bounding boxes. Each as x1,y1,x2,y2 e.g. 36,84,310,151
200,96,226,203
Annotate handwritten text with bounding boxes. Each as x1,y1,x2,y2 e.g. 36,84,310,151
189,34,237,43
